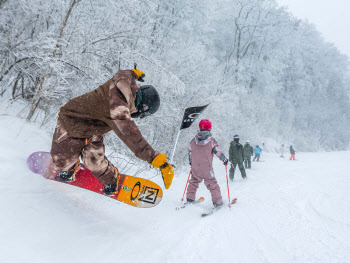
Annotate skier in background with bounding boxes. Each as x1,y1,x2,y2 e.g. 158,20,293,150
186,119,228,208
50,68,174,195
280,144,285,158
290,145,296,160
243,140,254,169
253,145,262,161
229,135,247,180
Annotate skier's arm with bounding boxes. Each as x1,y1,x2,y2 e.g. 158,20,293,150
229,144,233,163
188,140,193,165
212,138,228,164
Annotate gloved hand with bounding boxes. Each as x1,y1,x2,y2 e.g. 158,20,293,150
223,158,228,165
131,68,145,82
151,153,174,189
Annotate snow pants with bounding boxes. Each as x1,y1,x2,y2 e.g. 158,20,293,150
253,153,260,161
50,120,118,185
186,172,223,205
290,154,295,160
229,162,246,179
244,156,252,169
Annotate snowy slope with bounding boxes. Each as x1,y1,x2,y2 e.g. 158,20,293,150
1,115,350,263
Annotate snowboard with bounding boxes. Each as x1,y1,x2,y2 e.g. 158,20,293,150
27,151,163,208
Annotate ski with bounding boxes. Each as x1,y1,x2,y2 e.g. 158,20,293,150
202,198,237,217
176,197,205,210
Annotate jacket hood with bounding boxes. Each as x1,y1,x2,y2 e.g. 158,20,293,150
110,70,140,114
195,130,212,144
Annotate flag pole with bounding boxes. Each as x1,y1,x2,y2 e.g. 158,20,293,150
170,108,186,164
170,129,181,164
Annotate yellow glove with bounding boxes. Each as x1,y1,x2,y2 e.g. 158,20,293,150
151,153,174,189
131,68,145,82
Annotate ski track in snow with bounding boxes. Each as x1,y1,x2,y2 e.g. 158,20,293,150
1,115,350,263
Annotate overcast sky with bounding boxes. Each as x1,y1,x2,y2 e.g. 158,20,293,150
276,0,350,58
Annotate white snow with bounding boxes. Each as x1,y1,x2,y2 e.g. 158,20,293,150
1,115,350,263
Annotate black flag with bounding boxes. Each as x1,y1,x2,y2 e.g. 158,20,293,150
180,104,209,130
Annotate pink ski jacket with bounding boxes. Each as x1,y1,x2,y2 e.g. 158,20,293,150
188,131,226,179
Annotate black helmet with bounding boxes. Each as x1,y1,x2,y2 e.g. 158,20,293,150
131,85,160,118
233,134,240,142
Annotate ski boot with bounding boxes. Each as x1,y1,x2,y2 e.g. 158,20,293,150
184,198,195,206
213,202,223,210
103,183,117,195
202,202,224,217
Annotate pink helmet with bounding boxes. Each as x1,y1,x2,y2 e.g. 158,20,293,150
199,119,212,131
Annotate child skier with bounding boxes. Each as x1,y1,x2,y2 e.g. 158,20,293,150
50,68,174,195
290,145,296,160
280,144,285,158
186,119,228,208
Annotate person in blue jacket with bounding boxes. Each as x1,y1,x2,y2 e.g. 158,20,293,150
253,145,262,161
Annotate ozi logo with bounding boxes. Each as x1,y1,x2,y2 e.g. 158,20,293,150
122,185,131,192
130,182,159,204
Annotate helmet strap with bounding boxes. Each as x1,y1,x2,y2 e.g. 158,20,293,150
135,89,143,107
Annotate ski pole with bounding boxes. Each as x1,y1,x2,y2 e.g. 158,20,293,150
181,171,191,201
225,164,231,208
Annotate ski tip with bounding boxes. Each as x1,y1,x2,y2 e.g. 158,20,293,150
198,197,205,201
231,198,237,204
201,212,213,217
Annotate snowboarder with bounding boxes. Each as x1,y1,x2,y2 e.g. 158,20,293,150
229,135,247,180
280,144,285,158
253,145,262,161
290,145,296,160
186,119,228,208
50,68,174,195
243,141,254,169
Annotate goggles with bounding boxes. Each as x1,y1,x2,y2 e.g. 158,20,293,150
138,104,151,119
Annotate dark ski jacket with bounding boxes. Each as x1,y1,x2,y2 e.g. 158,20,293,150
243,144,254,158
229,141,244,163
290,147,296,155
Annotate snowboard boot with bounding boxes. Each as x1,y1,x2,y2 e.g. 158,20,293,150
55,164,80,182
56,170,74,182
103,183,117,195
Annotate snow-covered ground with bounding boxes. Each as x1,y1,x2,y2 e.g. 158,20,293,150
1,115,350,263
